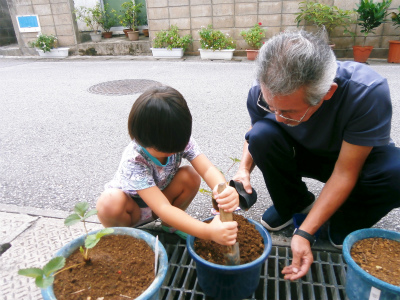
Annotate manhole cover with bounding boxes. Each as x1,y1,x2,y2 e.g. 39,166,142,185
88,79,163,96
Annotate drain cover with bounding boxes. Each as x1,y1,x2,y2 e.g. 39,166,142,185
88,79,162,96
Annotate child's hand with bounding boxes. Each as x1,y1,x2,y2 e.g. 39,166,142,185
213,185,239,212
209,215,238,245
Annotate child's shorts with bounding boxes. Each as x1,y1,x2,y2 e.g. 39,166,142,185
130,195,155,227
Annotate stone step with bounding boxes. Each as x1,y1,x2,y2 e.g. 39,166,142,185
0,44,23,56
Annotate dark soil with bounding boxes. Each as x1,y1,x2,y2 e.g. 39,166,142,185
351,237,400,286
54,235,155,299
194,214,264,265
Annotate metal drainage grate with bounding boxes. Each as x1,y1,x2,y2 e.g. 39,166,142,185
88,79,162,96
159,239,349,300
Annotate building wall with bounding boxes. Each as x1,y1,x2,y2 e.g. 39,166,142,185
7,0,78,55
146,0,400,57
0,0,17,46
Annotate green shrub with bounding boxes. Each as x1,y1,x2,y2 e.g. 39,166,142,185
198,25,236,51
240,23,266,49
152,25,193,50
29,33,57,52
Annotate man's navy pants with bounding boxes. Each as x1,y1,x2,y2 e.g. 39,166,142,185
246,119,400,234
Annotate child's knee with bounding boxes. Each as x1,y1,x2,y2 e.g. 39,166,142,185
96,189,127,218
181,165,201,188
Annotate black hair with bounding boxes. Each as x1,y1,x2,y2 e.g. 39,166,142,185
128,85,192,153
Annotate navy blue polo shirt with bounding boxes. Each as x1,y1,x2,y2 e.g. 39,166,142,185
247,61,393,158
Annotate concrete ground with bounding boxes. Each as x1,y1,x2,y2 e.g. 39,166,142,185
0,55,399,299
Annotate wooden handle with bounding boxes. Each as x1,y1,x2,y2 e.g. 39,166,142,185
217,182,233,222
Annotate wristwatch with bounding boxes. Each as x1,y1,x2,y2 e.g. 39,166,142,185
293,228,316,246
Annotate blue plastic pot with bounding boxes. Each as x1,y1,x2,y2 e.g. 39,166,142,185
41,227,168,300
343,228,400,300
187,217,272,300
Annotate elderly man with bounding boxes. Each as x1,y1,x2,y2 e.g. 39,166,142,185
234,30,400,280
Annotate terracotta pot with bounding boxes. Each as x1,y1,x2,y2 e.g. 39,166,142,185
143,28,149,37
388,40,400,63
127,30,139,41
123,29,133,38
352,46,373,63
245,49,259,61
102,31,113,38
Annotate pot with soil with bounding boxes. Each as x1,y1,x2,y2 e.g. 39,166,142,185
187,214,272,300
41,227,168,300
343,228,400,300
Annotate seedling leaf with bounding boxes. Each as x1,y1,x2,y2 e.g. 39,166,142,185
74,202,89,217
18,268,43,278
64,213,81,226
199,188,212,195
43,256,65,277
85,228,114,249
229,157,241,163
79,246,84,254
36,275,54,289
83,209,97,220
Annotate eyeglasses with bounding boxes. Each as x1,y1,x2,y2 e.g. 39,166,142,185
256,92,311,124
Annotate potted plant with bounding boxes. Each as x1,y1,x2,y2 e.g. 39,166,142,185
29,33,69,58
388,7,400,63
74,3,103,42
240,22,266,60
198,25,236,60
118,0,143,41
98,4,118,39
151,25,193,58
343,228,400,300
295,1,354,47
18,202,168,299
353,0,392,63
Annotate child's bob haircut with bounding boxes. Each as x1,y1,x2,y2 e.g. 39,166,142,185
128,85,192,153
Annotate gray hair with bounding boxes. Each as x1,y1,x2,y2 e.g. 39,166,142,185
256,30,337,106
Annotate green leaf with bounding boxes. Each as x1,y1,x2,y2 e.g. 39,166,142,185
83,209,98,220
43,256,65,277
18,268,43,278
64,213,81,226
36,275,54,289
79,246,84,254
74,202,89,217
85,228,114,249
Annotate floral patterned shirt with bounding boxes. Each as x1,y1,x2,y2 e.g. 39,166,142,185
105,137,201,197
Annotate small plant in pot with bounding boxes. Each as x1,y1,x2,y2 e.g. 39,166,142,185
388,7,400,63
118,0,143,41
74,3,103,42
98,4,118,39
151,25,193,58
198,24,236,60
18,202,168,300
353,0,392,63
29,33,69,58
240,22,266,61
295,1,354,47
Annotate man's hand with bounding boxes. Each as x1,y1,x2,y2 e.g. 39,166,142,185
281,235,313,280
233,168,253,194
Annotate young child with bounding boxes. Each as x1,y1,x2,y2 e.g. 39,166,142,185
96,85,239,246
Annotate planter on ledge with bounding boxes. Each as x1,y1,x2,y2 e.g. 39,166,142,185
245,49,259,61
343,228,400,300
151,48,184,58
41,227,168,300
187,217,272,300
36,48,69,58
199,49,235,60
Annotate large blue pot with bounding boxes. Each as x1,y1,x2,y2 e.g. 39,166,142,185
41,227,168,300
187,217,272,300
343,228,400,300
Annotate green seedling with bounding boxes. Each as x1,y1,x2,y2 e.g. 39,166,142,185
18,202,113,288
18,256,65,289
64,201,114,262
199,157,241,196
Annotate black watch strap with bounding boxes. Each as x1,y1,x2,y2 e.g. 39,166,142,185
293,228,316,246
